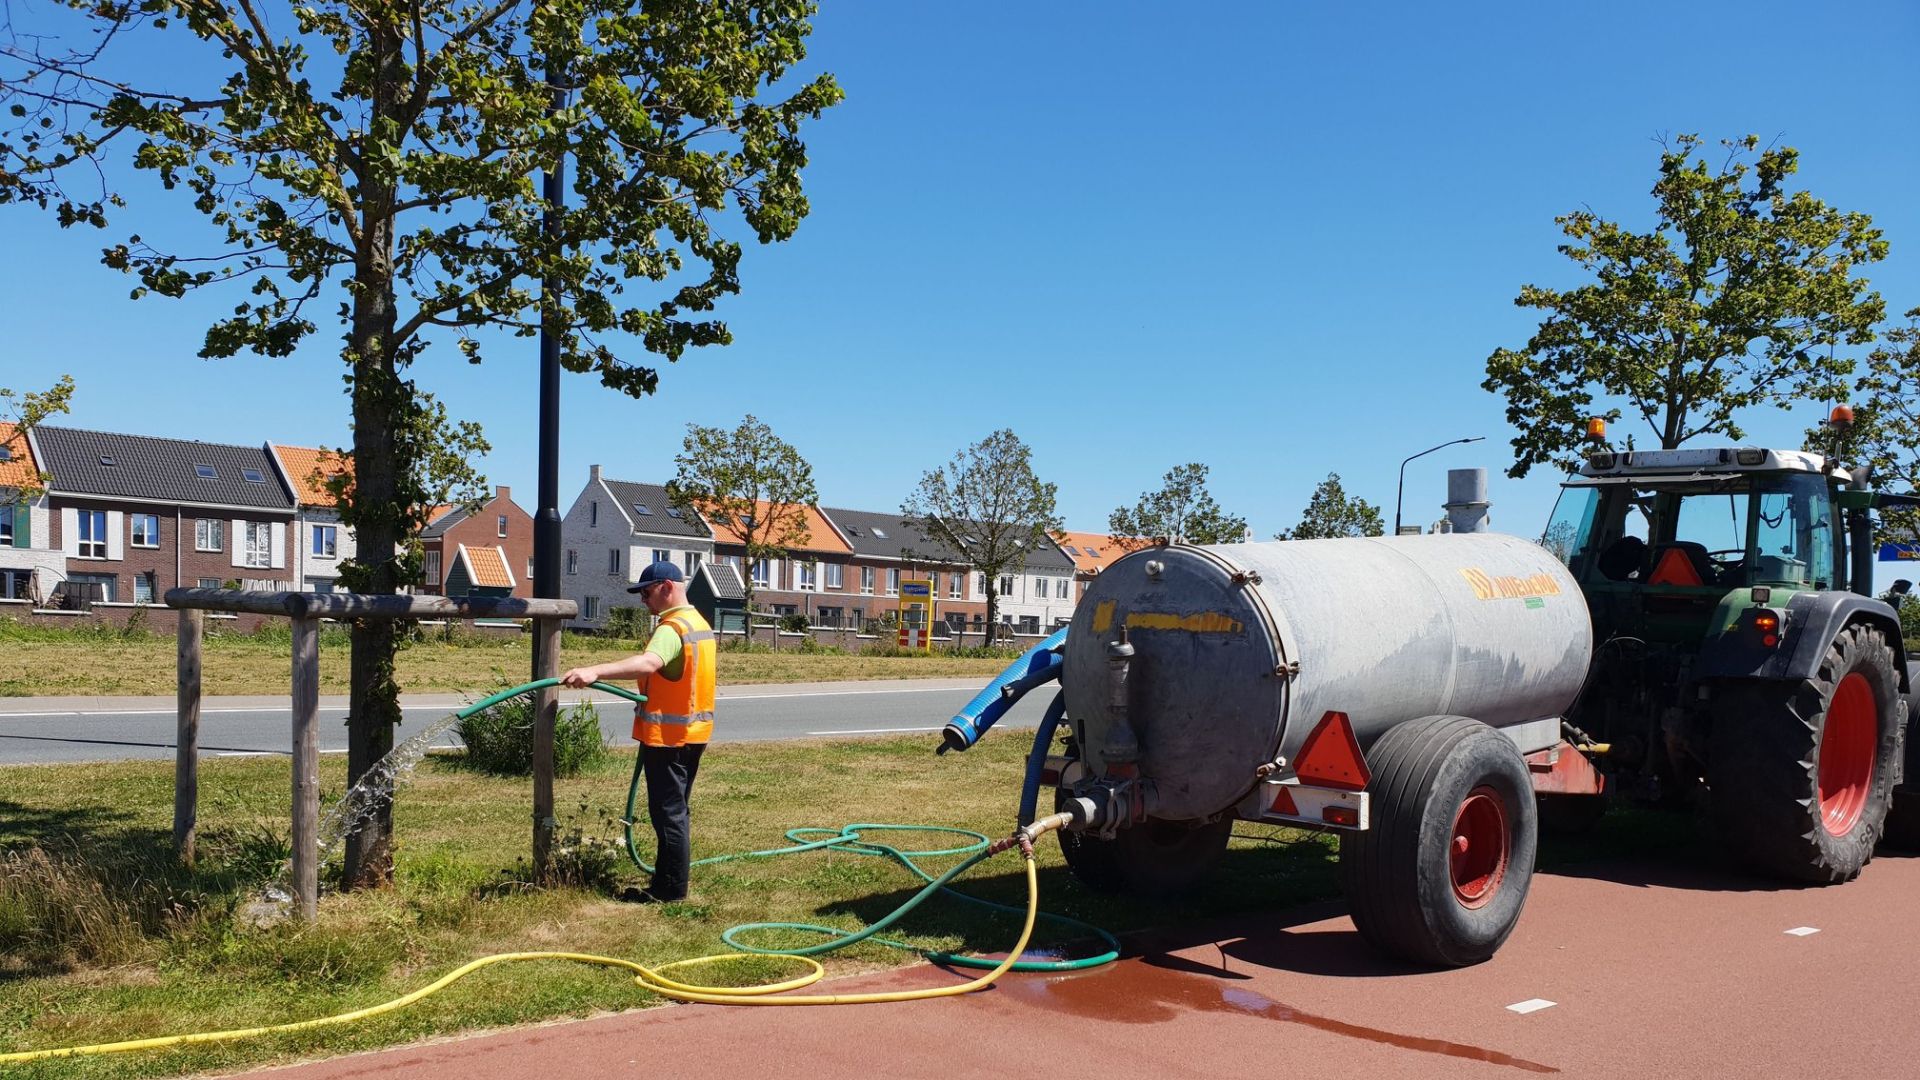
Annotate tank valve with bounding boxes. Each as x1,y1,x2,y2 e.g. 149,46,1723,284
1104,627,1140,769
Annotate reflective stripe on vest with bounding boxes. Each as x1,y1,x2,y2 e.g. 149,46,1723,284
634,610,718,747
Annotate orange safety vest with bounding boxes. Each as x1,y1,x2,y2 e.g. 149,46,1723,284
633,609,717,747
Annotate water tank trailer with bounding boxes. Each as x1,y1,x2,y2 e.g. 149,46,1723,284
957,532,1598,968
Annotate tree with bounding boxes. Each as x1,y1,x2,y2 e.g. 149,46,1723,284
1107,462,1246,551
1,2,839,887
1484,135,1887,478
0,375,76,505
1276,473,1383,540
902,430,1061,645
667,415,817,615
1832,309,1920,547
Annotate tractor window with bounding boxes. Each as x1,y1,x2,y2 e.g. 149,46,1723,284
1673,490,1749,558
1752,474,1833,588
1541,486,1599,568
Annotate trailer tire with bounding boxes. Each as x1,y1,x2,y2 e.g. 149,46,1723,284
1340,715,1536,968
1054,796,1232,897
1710,622,1905,882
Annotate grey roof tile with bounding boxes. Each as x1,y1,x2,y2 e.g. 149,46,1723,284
700,561,746,600
820,507,965,562
34,426,295,510
421,505,469,538
602,479,711,539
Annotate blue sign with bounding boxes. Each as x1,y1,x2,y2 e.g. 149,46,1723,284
1879,543,1920,562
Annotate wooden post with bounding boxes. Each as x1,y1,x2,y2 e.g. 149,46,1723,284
290,616,321,921
531,616,561,880
174,608,203,866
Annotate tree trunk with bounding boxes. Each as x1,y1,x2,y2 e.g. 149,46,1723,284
341,20,407,890
984,580,999,647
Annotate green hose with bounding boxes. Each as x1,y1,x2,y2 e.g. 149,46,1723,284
461,678,1117,973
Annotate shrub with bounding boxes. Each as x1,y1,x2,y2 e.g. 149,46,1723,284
777,612,810,634
603,606,654,641
457,684,609,777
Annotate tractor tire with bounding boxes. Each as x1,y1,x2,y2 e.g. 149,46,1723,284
1710,622,1906,883
1340,715,1537,968
1881,789,1920,852
1055,800,1232,897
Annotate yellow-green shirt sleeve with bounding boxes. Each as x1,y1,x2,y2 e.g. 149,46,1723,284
644,622,684,680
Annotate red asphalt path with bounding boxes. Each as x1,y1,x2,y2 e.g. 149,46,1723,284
251,850,1920,1080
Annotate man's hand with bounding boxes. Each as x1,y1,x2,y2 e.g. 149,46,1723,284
559,666,599,689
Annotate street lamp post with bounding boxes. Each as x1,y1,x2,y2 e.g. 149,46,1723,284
532,56,568,675
1395,436,1485,536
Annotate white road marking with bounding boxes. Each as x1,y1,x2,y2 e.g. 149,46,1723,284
1506,999,1557,1015
806,726,945,735
1784,926,1821,936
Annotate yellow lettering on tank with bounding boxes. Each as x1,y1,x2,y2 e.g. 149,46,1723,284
1123,611,1244,634
1091,600,1116,633
1459,567,1562,601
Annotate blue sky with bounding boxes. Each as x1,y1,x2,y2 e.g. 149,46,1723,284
4,1,1918,558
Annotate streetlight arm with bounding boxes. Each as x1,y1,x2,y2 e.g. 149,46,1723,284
1394,436,1486,536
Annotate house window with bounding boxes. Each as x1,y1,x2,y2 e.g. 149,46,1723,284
824,562,844,589
949,574,962,599
1059,579,1071,598
527,557,534,578
194,464,217,479
0,514,12,546
425,549,442,582
241,468,265,483
1034,577,1048,600
999,576,1015,597
77,510,108,558
197,578,223,590
652,549,670,566
590,501,598,526
130,514,160,548
686,551,703,573
978,573,989,597
797,561,817,590
67,572,115,603
243,521,271,568
772,604,798,617
886,568,900,595
946,612,968,633
497,514,508,537
633,503,654,517
818,606,842,627
566,549,577,575
584,596,600,619
312,579,335,594
872,526,889,539
860,566,874,594
312,525,337,557
133,572,156,604
1018,615,1040,635
195,518,222,552
751,559,771,587
609,548,622,574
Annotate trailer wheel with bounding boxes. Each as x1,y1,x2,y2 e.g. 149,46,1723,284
1054,797,1232,897
1340,715,1536,967
1710,623,1905,882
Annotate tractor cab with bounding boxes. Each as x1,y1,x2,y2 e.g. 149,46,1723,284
1542,446,1854,647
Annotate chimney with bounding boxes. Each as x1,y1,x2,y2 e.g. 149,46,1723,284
496,485,510,499
590,464,602,482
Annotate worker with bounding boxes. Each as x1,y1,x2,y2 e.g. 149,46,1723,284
560,561,716,902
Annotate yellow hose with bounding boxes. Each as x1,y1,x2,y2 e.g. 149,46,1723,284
0,854,1043,1064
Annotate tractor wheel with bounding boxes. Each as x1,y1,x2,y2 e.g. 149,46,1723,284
1710,623,1906,882
1881,790,1920,852
1055,798,1232,897
1340,715,1537,967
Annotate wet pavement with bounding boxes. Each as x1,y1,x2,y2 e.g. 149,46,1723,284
245,845,1920,1080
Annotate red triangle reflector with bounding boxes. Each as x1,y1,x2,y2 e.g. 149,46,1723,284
1269,786,1299,816
1648,547,1703,587
1294,711,1371,791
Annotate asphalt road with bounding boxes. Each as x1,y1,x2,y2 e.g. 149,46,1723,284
251,840,1920,1080
0,677,1047,765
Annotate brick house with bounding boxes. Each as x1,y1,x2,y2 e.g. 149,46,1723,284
702,499,855,623
818,506,986,634
418,486,533,598
266,444,356,593
0,421,61,603
558,465,715,630
29,425,298,605
1052,529,1124,602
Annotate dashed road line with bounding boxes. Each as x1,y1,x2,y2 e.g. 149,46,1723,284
1506,999,1557,1015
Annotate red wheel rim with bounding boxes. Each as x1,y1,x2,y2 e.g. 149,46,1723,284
1450,786,1509,909
1818,672,1878,837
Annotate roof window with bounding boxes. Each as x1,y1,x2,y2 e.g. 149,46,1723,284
194,464,217,479
844,525,862,537
666,506,683,518
632,502,653,516
242,468,266,483
0,446,12,462
1064,546,1080,555
99,455,116,467
1086,547,1101,556
871,526,888,539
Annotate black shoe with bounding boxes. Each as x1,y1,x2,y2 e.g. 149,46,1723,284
619,886,686,904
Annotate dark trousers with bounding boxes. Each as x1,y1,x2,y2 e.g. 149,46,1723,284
641,742,706,899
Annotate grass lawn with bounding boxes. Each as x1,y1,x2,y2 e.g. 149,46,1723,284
0,733,1346,1078
0,623,1014,697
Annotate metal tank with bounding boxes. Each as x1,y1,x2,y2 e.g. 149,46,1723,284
1059,533,1592,822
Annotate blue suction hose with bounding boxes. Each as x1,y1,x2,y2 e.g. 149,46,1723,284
936,627,1068,754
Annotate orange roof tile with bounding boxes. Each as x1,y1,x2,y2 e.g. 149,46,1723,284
459,544,517,589
272,444,352,507
0,422,39,489
700,499,852,555
1052,531,1125,575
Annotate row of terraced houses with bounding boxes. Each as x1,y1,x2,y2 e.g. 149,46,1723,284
0,424,1122,638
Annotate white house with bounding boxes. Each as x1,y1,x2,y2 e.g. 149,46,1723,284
559,465,715,629
987,538,1079,635
267,444,358,593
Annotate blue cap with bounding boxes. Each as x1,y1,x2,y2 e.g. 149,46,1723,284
627,560,686,593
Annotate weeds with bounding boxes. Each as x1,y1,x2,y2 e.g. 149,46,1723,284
455,678,609,777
